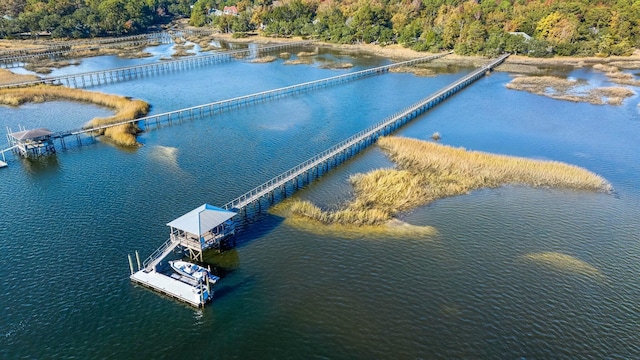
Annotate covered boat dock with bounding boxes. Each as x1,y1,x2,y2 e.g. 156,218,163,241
7,128,56,158
130,203,237,307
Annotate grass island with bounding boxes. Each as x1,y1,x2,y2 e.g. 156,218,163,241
284,136,611,229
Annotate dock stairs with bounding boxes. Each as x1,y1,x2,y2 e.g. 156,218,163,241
142,237,179,272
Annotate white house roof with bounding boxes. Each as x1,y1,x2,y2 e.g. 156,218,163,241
166,204,236,236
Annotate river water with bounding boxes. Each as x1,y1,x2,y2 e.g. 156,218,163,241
1,44,639,358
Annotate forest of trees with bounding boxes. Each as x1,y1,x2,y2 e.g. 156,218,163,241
2,0,640,57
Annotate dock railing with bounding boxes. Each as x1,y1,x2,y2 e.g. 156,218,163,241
221,53,510,211
142,237,178,271
0,40,315,89
44,52,449,140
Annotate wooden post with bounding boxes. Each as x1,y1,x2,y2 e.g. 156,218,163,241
128,254,134,275
135,250,141,271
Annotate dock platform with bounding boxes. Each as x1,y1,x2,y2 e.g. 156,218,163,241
0,160,6,168
130,270,213,307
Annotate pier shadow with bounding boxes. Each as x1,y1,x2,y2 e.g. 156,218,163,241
231,212,286,249
21,155,60,176
210,274,257,301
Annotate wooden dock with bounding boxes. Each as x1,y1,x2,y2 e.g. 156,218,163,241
130,270,213,307
0,31,188,69
0,53,450,163
221,54,510,213
0,40,315,90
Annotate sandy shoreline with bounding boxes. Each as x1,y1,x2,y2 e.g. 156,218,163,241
3,28,640,76
205,31,640,69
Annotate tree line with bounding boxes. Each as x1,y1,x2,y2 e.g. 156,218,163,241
2,0,640,57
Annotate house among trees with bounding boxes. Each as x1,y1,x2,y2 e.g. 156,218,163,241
508,32,532,41
223,6,238,16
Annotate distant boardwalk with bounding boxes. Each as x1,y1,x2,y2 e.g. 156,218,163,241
0,40,314,89
0,29,214,68
0,52,451,161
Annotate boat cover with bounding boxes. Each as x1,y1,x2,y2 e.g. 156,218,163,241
166,203,236,236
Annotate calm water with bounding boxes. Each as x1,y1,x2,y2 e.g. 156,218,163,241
1,45,640,359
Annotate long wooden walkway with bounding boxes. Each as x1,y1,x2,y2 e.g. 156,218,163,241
0,40,314,89
0,32,174,68
35,53,448,146
135,53,509,273
2,54,447,161
0,29,215,68
221,54,510,213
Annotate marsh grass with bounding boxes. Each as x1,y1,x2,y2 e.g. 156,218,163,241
172,44,196,58
250,56,277,63
186,34,219,52
297,50,317,57
319,62,354,69
0,85,149,146
593,63,640,86
270,200,438,238
390,65,436,77
283,58,314,65
0,69,39,85
24,59,80,74
506,75,635,105
290,136,611,226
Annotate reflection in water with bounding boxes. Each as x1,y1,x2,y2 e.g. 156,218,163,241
20,155,60,176
149,145,179,169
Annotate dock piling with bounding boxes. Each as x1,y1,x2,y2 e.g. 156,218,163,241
128,254,134,275
135,250,141,271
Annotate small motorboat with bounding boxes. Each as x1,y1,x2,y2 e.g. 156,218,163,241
169,260,220,284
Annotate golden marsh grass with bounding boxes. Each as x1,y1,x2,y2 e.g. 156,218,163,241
250,56,277,63
283,58,314,65
24,59,80,74
0,69,39,85
289,136,611,226
390,65,436,77
297,50,318,57
593,63,640,86
319,62,354,70
506,75,635,105
0,85,149,146
270,200,438,238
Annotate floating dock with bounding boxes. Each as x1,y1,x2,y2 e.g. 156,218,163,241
0,160,7,168
130,269,213,307
130,204,236,307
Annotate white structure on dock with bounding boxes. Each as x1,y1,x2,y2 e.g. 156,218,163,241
130,203,237,307
6,127,56,158
167,203,237,261
130,267,215,307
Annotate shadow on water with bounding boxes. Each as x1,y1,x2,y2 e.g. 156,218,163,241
232,212,285,248
211,274,257,301
20,155,60,176
203,249,241,276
